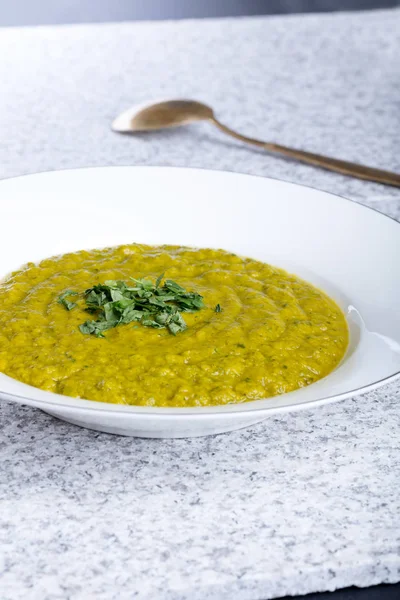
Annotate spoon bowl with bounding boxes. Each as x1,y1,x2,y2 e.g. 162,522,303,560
112,100,214,133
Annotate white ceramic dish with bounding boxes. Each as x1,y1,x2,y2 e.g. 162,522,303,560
0,166,399,437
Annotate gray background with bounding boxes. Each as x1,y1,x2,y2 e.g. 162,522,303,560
1,0,400,27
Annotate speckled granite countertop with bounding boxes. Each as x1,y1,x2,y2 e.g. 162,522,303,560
1,8,400,600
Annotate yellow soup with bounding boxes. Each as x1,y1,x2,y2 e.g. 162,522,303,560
0,244,348,407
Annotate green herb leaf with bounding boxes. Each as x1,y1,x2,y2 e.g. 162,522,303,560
215,304,222,313
155,272,165,288
141,315,164,329
164,279,186,294
79,319,115,338
58,290,79,311
167,311,187,335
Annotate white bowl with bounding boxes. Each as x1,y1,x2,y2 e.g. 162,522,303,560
0,166,399,437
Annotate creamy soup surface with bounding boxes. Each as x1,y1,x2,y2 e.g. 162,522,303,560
0,244,348,407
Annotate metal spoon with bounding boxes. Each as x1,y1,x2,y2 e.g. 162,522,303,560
112,99,400,188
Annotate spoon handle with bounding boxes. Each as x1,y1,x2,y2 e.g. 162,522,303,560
211,118,400,188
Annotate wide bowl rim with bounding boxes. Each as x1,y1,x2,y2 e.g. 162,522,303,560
0,165,399,417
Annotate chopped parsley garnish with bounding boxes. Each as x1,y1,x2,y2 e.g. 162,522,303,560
215,304,222,313
57,290,79,311
58,275,204,338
